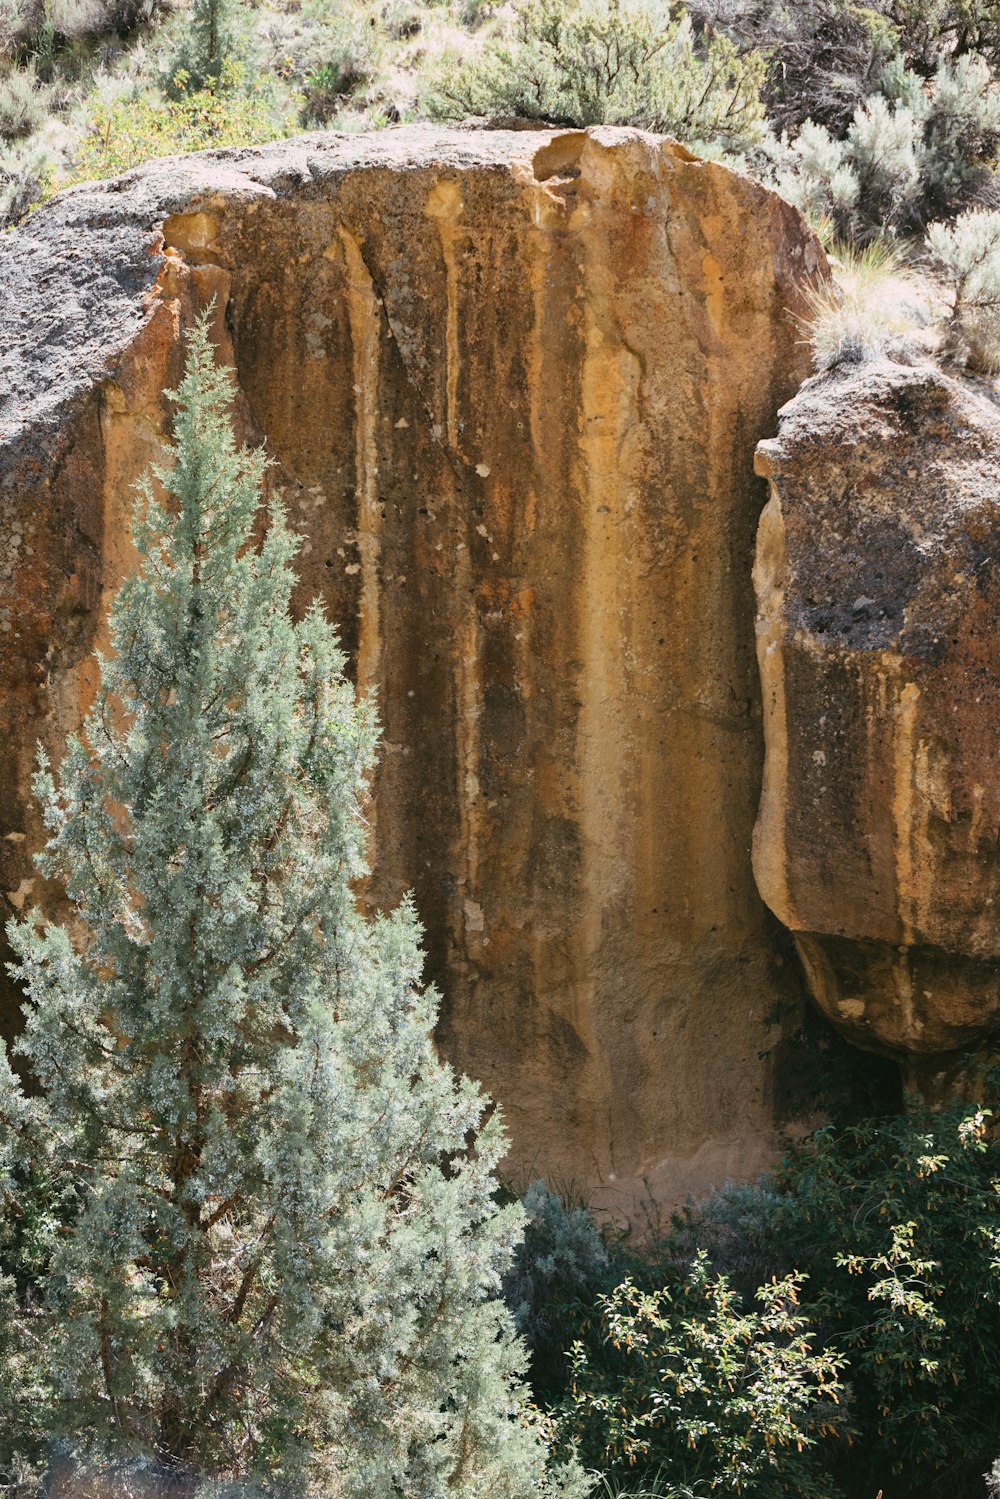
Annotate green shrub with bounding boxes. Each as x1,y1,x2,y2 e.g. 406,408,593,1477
557,1252,845,1498
542,1104,1000,1498
775,96,918,238
68,63,295,181
776,50,1000,237
848,89,922,222
503,1181,610,1402
666,1177,796,1302
0,65,50,141
928,207,1000,364
768,1107,1000,1497
425,0,768,153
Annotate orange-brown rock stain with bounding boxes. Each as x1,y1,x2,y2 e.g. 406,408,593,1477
1,129,824,1211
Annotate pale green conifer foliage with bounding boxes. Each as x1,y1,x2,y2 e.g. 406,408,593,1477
3,316,587,1499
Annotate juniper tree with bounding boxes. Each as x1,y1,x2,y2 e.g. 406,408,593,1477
3,318,586,1499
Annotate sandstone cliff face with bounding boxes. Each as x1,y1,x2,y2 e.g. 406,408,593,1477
754,360,1000,1083
0,126,823,1210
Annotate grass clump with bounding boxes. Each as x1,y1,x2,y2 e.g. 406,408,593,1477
797,238,926,370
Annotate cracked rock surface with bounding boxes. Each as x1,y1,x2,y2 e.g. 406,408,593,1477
0,125,822,1209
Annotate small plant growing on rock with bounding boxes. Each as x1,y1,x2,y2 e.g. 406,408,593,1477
796,239,924,370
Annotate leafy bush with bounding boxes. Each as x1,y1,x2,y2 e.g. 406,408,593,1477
927,206,1000,369
540,1105,1000,1498
259,0,385,125
426,0,768,152
768,1107,1000,1497
776,50,1000,237
666,1177,796,1302
776,94,920,238
0,66,50,141
68,63,294,180
503,1181,610,1401
557,1252,845,1498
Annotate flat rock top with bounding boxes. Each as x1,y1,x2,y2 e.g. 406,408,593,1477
757,358,1000,657
0,124,681,445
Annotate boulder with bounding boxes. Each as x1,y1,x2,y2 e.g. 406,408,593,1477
0,125,822,1209
754,359,1000,1079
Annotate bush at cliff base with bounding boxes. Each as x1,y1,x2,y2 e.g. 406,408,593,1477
555,1251,845,1499
529,1103,1000,1498
768,1105,1000,1498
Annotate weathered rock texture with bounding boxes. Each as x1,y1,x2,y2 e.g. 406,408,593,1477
0,126,823,1209
754,360,1000,1081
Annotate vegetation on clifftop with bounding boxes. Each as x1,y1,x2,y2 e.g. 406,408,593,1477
7,0,1000,366
3,0,1000,233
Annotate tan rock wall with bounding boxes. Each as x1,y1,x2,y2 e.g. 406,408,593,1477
0,127,823,1210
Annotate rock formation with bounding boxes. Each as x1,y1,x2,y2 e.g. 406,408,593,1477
0,125,824,1210
754,360,1000,1088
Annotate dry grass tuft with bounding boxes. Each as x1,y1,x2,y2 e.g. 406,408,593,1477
797,239,929,371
